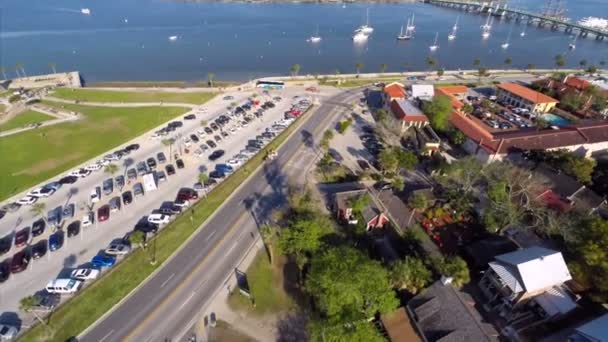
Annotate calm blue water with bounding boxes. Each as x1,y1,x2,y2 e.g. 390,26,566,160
1,0,607,82
543,113,571,126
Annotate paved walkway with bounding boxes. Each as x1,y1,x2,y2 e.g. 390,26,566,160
44,96,198,108
0,104,81,138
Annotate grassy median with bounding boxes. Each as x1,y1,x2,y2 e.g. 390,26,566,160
20,106,309,342
0,110,53,133
53,88,217,104
0,102,189,202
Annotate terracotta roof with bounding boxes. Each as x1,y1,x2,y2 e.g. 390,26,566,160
437,85,469,94
497,83,559,104
436,88,464,109
391,99,428,122
565,77,591,90
384,83,406,99
381,308,422,342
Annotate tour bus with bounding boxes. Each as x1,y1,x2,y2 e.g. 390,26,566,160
256,80,285,90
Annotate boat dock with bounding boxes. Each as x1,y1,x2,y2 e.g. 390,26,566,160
4,71,82,89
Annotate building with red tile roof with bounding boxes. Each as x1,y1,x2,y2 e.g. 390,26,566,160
390,99,429,131
564,76,592,91
436,87,465,110
496,83,559,113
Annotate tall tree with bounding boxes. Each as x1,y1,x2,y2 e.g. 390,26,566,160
290,64,301,77
378,148,399,174
104,163,119,175
579,59,588,68
555,54,566,69
426,56,437,71
277,215,332,262
355,62,364,75
526,63,536,72
379,63,388,74
207,72,215,87
259,224,278,264
436,68,445,78
308,319,384,342
161,138,174,161
432,256,470,288
129,230,146,249
20,296,46,325
320,129,334,151
0,66,7,80
391,256,432,294
422,95,452,132
477,67,489,83
504,57,513,69
30,202,46,221
307,246,399,323
473,58,481,67
197,172,209,185
49,63,57,74
408,192,428,211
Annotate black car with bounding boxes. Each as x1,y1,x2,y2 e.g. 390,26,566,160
0,260,10,283
357,160,371,171
206,140,217,149
0,210,5,221
67,221,80,238
122,191,133,205
204,127,213,134
31,240,47,259
210,123,219,131
32,219,45,237
0,237,11,256
190,134,200,143
135,220,158,234
176,159,185,169
157,152,167,164
146,157,157,170
221,131,229,138
209,150,225,161
59,175,78,185
168,121,183,128
159,205,181,215
203,177,218,187
214,135,222,142
184,114,196,120
125,143,140,151
209,170,225,179
165,164,176,176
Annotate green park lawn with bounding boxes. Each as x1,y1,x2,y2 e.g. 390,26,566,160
0,110,53,133
53,88,217,104
0,102,189,201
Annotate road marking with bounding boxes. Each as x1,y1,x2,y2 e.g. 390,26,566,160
99,329,114,342
226,241,239,256
205,230,217,242
160,273,175,288
178,291,196,310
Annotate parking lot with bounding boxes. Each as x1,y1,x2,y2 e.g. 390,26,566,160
0,86,316,318
465,88,538,133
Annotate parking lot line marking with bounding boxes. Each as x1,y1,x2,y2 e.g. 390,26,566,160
99,329,114,342
205,230,217,242
160,273,175,288
178,291,196,310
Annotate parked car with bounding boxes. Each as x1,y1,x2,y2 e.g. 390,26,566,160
215,164,234,174
209,170,225,179
98,205,110,222
209,150,225,161
0,237,11,256
157,171,167,183
127,168,138,181
136,161,148,176
14,228,31,248
157,152,167,164
190,134,200,143
46,278,82,294
59,175,78,185
47,207,63,229
31,240,47,259
90,187,101,203
184,114,196,120
133,183,145,197
82,212,94,227
125,143,140,151
49,232,64,251
109,197,121,213
67,221,80,238
0,324,19,340
115,175,125,189
122,191,133,205
17,196,38,206
0,261,10,283
32,219,46,237
148,214,170,225
91,254,116,268
105,243,131,256
134,221,158,234
146,157,157,171
70,268,99,282
165,164,176,176
206,140,217,149
176,159,185,169
63,203,75,218
11,250,31,273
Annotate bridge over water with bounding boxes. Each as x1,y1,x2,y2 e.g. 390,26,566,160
425,0,607,41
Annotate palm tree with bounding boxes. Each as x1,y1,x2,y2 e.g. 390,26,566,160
554,54,566,69
0,67,6,80
436,68,445,78
600,60,606,67
477,67,489,83
14,64,21,78
129,230,146,250
473,58,481,67
259,224,278,264
49,63,57,74
15,62,26,77
289,64,301,77
20,296,46,324
379,63,388,74
504,57,513,69
579,59,588,68
355,62,364,75
526,63,536,72
402,61,411,73
104,163,119,175
426,56,436,75
30,202,46,221
198,172,208,185
207,73,215,87
161,138,174,161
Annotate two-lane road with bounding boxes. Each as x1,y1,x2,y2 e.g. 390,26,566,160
81,88,363,342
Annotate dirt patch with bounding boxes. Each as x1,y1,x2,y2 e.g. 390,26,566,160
16,152,85,176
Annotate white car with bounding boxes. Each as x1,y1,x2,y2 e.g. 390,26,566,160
90,187,101,203
85,163,102,171
105,243,131,256
0,324,19,340
226,159,242,168
103,154,119,162
17,196,38,205
82,212,94,227
197,129,206,137
148,213,170,225
71,268,100,281
173,200,190,208
193,149,204,158
46,278,82,294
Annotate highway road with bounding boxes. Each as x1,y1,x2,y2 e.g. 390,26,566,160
80,88,363,342
0,87,329,322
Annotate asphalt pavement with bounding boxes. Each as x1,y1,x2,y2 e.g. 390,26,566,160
80,88,363,342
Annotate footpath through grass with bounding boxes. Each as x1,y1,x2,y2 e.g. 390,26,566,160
20,105,307,342
53,88,217,104
0,102,189,202
228,250,295,315
0,110,53,133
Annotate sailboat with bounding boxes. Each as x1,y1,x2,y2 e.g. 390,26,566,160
357,8,374,34
569,35,577,50
520,25,526,37
397,19,413,40
168,35,178,41
352,31,368,42
453,16,460,31
81,8,91,15
481,13,491,30
307,26,322,43
448,17,458,40
501,27,512,49
407,13,416,31
482,16,493,39
429,32,439,51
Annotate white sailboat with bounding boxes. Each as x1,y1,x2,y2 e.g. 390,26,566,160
569,35,577,50
307,26,322,43
429,32,439,51
407,13,416,31
453,16,460,31
397,19,413,40
482,16,493,39
81,8,91,15
357,8,374,34
352,31,368,42
501,28,512,49
168,35,178,41
520,25,526,37
448,17,458,40
481,13,491,30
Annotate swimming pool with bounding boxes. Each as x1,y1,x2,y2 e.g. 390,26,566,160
542,114,571,126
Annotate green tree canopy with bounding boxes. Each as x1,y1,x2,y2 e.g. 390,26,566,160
306,246,399,323
391,256,432,294
277,215,333,260
408,192,428,211
570,218,608,302
422,95,452,132
308,319,384,342
432,256,470,288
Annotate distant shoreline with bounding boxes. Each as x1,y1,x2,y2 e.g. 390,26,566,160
176,0,419,3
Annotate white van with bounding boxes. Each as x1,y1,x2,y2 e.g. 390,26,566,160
90,187,101,203
148,214,170,225
46,278,82,294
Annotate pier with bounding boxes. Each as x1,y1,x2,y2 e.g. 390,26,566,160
424,0,607,41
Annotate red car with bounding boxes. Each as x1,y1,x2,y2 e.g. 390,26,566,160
14,228,31,248
11,250,31,273
305,86,319,92
177,189,198,202
290,109,302,117
97,205,110,222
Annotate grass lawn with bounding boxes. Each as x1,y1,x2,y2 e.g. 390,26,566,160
319,76,403,88
228,251,295,316
0,102,189,201
20,104,307,342
0,110,53,133
52,88,218,104
90,80,239,88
